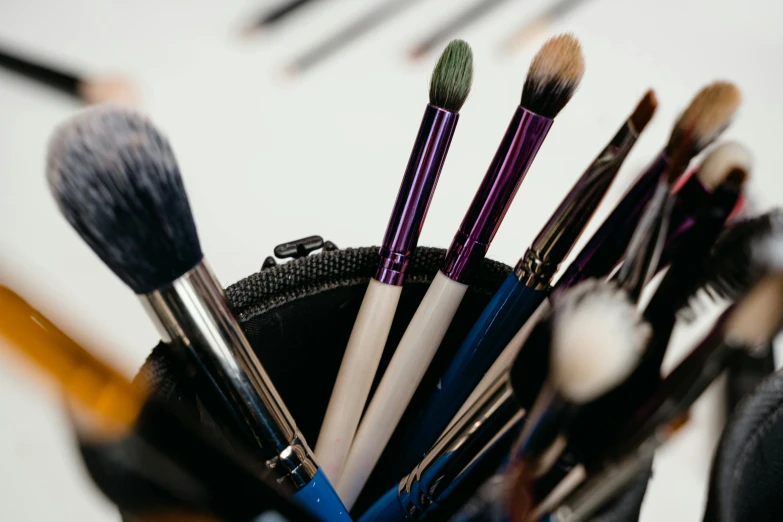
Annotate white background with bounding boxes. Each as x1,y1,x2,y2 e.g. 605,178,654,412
0,0,781,520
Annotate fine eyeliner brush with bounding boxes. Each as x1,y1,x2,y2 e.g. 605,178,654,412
315,40,474,484
0,287,321,522
244,0,322,32
45,106,351,522
286,0,421,75
396,91,657,473
409,0,514,59
451,82,742,429
356,279,648,522
337,34,585,509
0,44,138,106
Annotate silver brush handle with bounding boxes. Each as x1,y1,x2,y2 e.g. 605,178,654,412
141,260,317,492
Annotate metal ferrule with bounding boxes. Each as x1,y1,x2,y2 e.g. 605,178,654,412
515,120,641,289
140,260,317,493
398,373,526,518
376,104,459,285
442,106,553,284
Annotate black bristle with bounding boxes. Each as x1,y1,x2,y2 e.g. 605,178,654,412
46,105,203,294
519,34,584,119
680,209,783,319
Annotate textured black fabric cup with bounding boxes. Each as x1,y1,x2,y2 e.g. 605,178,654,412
80,246,652,521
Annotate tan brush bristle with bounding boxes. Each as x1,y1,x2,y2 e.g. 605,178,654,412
629,90,658,134
668,81,741,154
520,33,585,119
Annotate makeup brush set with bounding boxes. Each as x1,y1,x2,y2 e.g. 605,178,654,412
3,32,783,522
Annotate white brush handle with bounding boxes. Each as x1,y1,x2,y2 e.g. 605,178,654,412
315,278,402,483
337,270,469,508
444,298,552,434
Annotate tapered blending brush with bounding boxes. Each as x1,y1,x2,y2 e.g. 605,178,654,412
0,45,139,106
0,287,321,522
356,279,648,522
337,34,585,509
395,90,657,474
449,82,741,433
45,106,351,522
315,40,474,484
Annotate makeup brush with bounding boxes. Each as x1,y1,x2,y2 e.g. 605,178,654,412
396,90,657,474
557,81,741,289
506,281,650,522
532,151,751,508
502,0,594,52
315,40,474,484
409,0,514,59
357,279,648,522
45,106,351,522
0,286,320,522
450,82,741,430
610,124,696,302
286,0,422,75
244,0,322,32
0,45,139,106
337,34,585,509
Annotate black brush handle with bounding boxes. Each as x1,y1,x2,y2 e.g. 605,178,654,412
256,0,318,26
0,46,80,96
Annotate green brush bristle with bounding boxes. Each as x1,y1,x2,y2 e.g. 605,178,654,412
429,39,473,112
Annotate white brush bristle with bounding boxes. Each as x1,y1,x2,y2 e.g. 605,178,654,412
697,141,752,190
756,226,783,272
550,280,651,403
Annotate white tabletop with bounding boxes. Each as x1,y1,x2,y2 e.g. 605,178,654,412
0,0,781,520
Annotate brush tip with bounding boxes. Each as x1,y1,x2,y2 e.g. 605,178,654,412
46,105,202,294
520,33,584,119
550,280,650,403
629,89,658,134
670,81,741,154
429,39,474,112
697,141,753,190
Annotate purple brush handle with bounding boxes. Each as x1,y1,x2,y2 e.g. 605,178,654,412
377,104,458,285
443,106,552,283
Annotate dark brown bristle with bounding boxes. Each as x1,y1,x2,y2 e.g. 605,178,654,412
663,124,694,184
629,90,658,134
725,168,748,186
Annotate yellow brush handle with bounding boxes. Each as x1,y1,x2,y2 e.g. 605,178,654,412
0,286,146,430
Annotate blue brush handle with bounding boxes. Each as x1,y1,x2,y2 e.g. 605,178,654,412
403,273,547,468
357,483,411,522
292,468,353,522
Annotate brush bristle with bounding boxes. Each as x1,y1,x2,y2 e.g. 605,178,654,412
429,39,473,112
682,210,783,316
668,81,741,155
550,280,651,403
46,105,202,294
520,33,584,119
696,141,752,190
629,89,658,134
724,273,783,348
